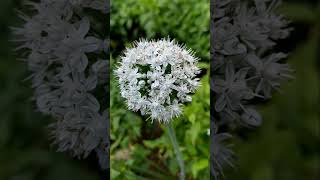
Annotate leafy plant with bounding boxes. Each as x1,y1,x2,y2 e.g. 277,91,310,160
111,0,210,60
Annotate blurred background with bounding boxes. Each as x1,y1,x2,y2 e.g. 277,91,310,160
0,0,106,179
224,0,320,180
0,0,319,180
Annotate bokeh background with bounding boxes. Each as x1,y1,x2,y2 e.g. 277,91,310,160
0,0,106,179
0,0,319,180
224,0,320,180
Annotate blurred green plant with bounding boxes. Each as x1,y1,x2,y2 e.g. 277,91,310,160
110,0,210,60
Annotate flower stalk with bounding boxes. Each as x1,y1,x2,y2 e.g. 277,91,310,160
167,123,185,180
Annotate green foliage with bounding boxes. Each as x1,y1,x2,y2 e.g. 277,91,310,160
111,0,210,60
110,56,210,179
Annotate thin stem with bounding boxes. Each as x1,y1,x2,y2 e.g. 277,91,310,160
167,123,185,180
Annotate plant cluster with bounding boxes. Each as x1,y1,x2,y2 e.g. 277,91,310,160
12,0,109,169
211,0,293,178
115,39,200,122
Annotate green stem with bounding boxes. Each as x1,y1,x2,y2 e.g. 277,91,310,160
167,123,185,180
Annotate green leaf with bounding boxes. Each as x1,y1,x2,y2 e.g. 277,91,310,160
191,159,209,178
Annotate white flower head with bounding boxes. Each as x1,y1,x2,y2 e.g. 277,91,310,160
115,38,201,123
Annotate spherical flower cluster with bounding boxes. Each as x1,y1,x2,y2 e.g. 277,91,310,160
115,39,200,123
